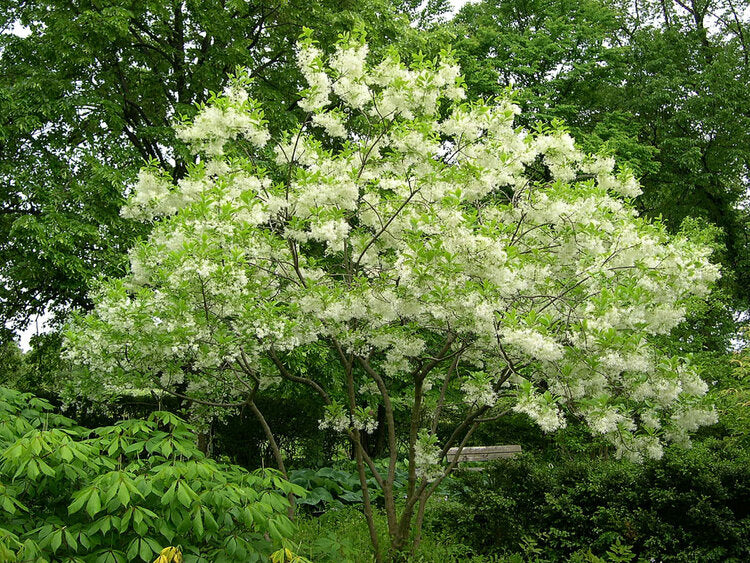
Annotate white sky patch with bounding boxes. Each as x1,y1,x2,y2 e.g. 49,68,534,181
18,311,53,351
6,21,31,38
448,0,472,17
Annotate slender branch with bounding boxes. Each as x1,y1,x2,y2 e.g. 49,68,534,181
404,376,424,506
356,114,397,181
346,429,385,490
475,408,512,423
355,354,399,535
155,382,253,408
267,348,330,404
430,352,462,434
439,405,490,462
399,333,460,541
414,334,457,382
327,337,387,491
248,400,287,478
495,334,522,379
354,184,421,269
283,117,310,200
402,413,485,546
342,341,382,561
287,239,307,288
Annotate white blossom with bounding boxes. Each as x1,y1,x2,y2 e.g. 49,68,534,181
65,33,721,464
311,111,347,138
414,431,443,482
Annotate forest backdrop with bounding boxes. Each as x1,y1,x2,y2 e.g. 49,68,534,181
1,0,749,561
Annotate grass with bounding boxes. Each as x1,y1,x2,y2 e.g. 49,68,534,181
289,505,504,562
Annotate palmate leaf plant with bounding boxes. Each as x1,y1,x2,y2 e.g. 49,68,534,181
0,387,305,562
289,465,397,510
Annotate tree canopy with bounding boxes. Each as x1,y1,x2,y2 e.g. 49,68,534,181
447,0,750,337
0,0,422,336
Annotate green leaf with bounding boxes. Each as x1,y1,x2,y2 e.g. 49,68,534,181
125,539,139,561
159,520,175,542
69,490,90,515
267,520,282,542
139,537,155,561
176,483,193,508
37,459,55,477
64,529,78,552
86,491,102,518
49,530,62,553
275,516,294,539
117,483,131,507
162,481,177,505
193,508,204,537
118,508,133,532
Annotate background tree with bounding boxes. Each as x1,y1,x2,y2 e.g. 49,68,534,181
446,0,750,348
65,32,719,558
0,0,426,339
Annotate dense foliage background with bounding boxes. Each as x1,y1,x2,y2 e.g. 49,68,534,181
2,0,749,561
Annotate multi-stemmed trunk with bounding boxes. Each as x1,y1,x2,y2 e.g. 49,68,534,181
266,332,517,560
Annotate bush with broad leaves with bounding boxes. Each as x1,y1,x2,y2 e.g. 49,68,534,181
0,387,305,563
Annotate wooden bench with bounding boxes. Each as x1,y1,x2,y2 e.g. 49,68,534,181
447,445,522,470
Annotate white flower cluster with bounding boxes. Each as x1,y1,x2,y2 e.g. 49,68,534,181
534,133,582,183
460,373,498,408
177,86,269,156
585,407,635,435
311,110,347,138
414,431,443,482
120,169,173,220
297,43,331,112
317,402,378,434
581,155,643,198
330,43,370,109
513,385,567,432
318,412,350,433
355,408,379,434
502,328,565,362
296,36,464,120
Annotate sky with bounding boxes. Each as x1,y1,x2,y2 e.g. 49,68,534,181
448,0,471,16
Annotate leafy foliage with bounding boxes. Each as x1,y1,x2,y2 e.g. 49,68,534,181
290,467,376,511
289,462,419,512
446,0,750,336
63,29,720,557
0,0,424,336
710,340,750,448
429,444,750,561
0,387,305,562
293,505,496,562
213,392,343,470
0,341,29,389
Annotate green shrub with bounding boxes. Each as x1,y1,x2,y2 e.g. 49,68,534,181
0,387,306,562
213,393,343,469
289,467,376,511
289,460,413,513
428,443,750,561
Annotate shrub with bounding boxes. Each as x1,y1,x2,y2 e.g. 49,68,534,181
213,393,343,470
0,387,305,562
289,467,379,511
428,443,750,561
